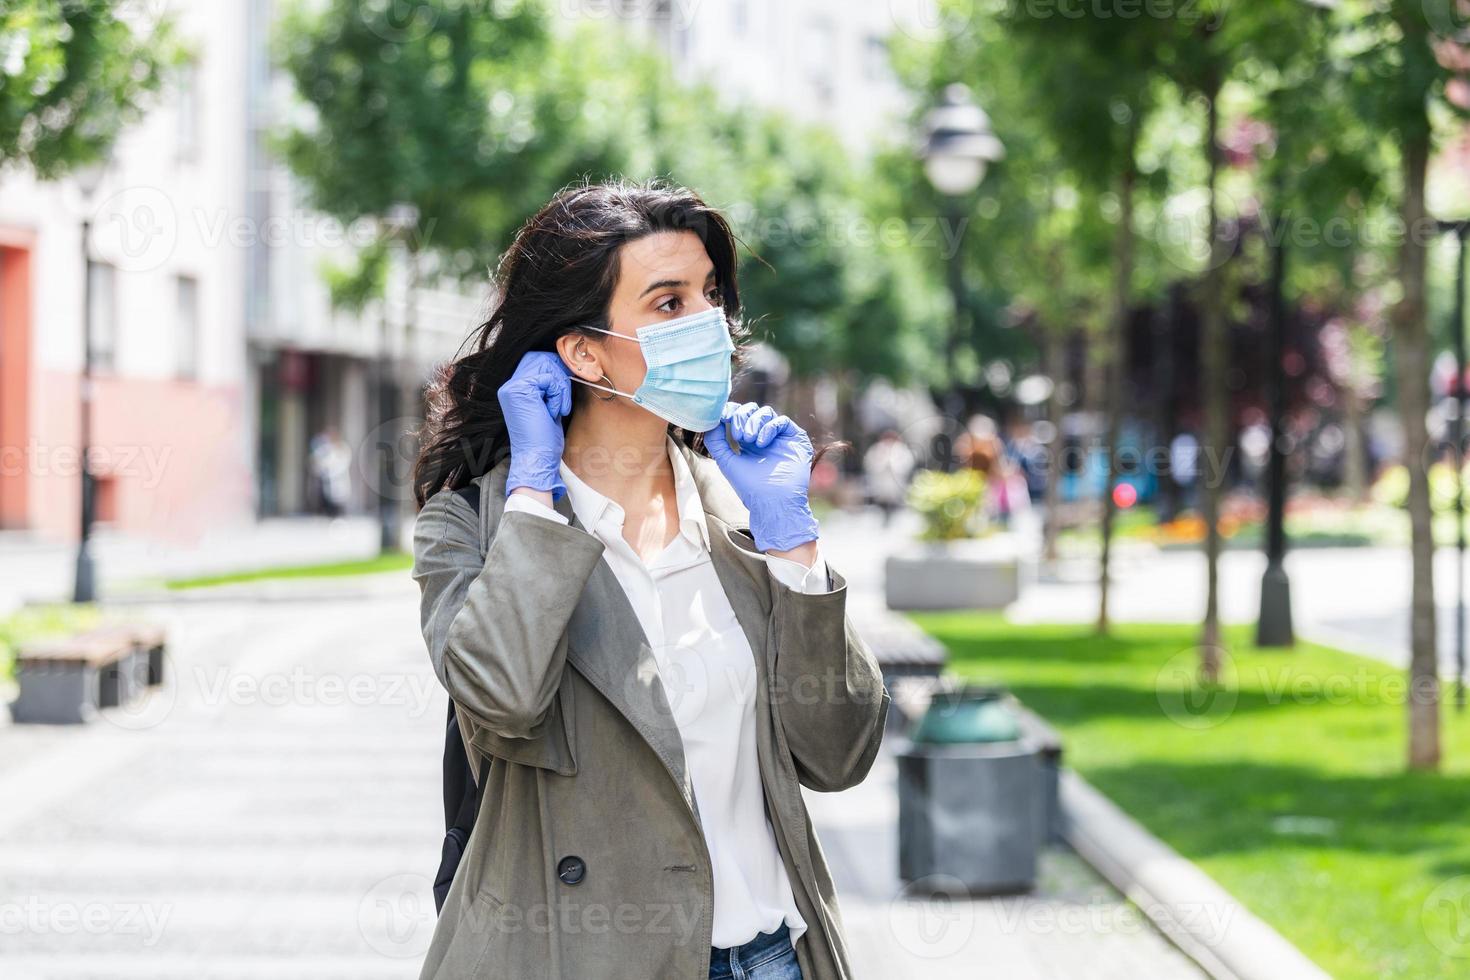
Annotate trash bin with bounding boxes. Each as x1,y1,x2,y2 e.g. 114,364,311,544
897,684,1040,893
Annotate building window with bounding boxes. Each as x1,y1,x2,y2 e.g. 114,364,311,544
804,18,835,104
864,34,889,82
87,261,117,372
177,60,200,162
176,275,199,379
93,475,119,525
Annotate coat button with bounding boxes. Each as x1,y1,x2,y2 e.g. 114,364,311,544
557,855,586,886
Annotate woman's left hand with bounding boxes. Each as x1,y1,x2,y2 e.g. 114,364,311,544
704,401,820,553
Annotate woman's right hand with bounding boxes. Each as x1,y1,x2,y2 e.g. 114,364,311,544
498,351,573,501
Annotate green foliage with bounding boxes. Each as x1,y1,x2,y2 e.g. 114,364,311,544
274,0,551,274
1374,461,1470,513
321,240,389,315
907,468,987,541
891,0,1469,390
0,0,183,176
276,3,953,383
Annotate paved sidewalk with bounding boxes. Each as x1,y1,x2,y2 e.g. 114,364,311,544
0,515,389,615
0,570,1205,978
807,746,1204,979
0,588,442,979
7,502,1451,674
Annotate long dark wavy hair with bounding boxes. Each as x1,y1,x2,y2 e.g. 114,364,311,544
412,178,750,507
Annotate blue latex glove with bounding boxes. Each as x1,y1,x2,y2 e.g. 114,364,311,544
498,351,572,501
704,401,819,553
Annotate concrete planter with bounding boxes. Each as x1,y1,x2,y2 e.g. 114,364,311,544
884,535,1027,611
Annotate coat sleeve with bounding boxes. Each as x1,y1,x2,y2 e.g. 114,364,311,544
411,488,606,740
770,563,890,792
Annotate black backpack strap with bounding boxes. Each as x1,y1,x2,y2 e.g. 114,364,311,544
455,481,482,541
434,480,492,915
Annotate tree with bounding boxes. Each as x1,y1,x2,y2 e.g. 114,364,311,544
278,1,951,457
991,1,1160,634
0,0,180,175
1342,0,1468,770
275,0,550,277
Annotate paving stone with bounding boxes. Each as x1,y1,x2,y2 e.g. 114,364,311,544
0,576,1206,978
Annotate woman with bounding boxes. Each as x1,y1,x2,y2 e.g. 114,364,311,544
410,178,889,980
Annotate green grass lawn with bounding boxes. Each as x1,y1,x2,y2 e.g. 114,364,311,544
910,613,1470,980
163,550,412,590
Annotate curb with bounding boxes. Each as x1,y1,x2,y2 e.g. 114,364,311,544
93,573,416,606
1060,769,1331,980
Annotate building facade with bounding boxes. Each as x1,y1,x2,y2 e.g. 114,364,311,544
0,1,256,543
0,0,922,544
0,0,476,542
571,0,928,153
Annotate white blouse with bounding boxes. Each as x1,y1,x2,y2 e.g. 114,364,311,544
503,435,830,948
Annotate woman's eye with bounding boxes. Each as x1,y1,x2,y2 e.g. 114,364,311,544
656,296,681,313
706,287,722,304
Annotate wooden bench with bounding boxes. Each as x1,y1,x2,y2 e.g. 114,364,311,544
84,622,168,687
11,622,168,725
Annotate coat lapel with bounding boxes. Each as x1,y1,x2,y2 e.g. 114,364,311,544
555,491,702,819
550,443,788,832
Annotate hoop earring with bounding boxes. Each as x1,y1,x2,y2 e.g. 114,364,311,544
591,373,618,402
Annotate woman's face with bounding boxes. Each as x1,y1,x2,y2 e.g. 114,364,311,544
561,230,723,400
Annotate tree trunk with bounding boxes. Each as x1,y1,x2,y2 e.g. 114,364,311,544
1343,383,1369,503
394,245,423,553
1199,79,1227,681
1098,128,1138,635
1152,295,1178,523
1043,328,1066,565
1395,127,1440,771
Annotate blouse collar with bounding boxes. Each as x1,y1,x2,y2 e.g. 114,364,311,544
558,435,712,552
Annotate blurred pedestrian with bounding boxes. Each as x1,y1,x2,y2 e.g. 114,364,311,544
956,416,1029,527
309,426,352,518
863,429,915,526
1171,431,1200,514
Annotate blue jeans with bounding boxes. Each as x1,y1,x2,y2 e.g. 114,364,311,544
708,922,802,980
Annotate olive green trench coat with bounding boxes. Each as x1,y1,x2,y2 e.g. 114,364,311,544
410,443,890,979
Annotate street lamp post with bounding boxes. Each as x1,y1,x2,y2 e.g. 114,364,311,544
1254,0,1335,642
921,84,1004,466
1256,200,1293,646
376,202,420,553
1439,217,1469,710
72,159,108,604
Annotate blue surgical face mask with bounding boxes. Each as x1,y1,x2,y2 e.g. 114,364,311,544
571,306,734,432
